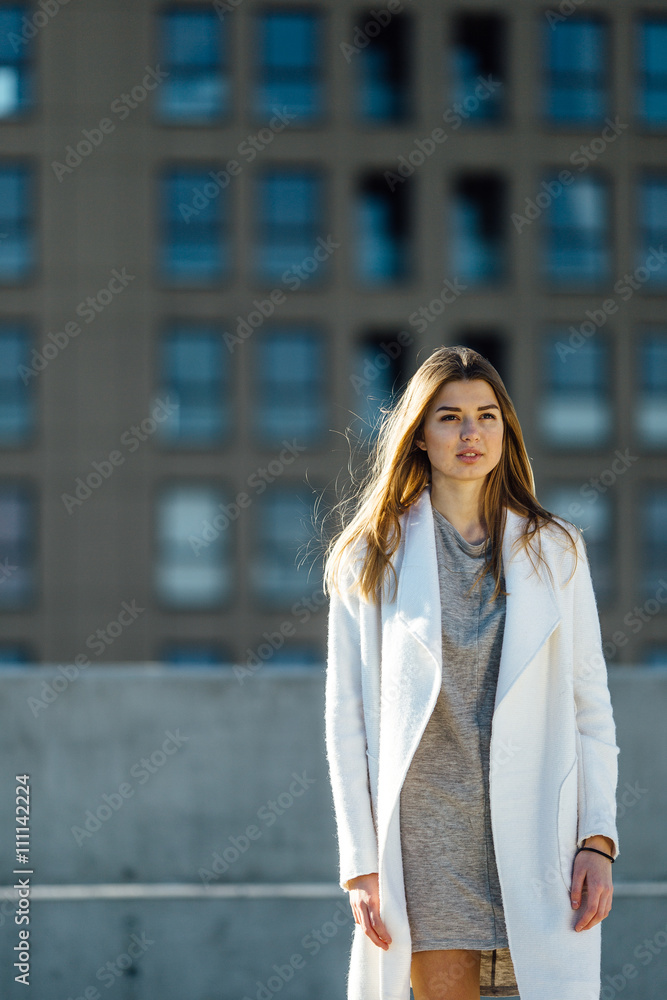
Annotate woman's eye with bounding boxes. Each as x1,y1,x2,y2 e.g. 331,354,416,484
439,414,496,420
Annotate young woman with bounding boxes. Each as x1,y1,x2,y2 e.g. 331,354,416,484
323,346,619,1000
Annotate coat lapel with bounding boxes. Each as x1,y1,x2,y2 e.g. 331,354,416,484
395,485,562,712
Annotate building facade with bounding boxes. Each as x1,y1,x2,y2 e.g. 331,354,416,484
0,0,666,667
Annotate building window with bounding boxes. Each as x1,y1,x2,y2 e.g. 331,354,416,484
0,6,32,119
636,328,667,448
353,10,412,123
0,323,34,446
641,645,667,667
543,16,608,124
637,15,667,127
355,173,412,284
449,13,506,123
539,332,611,448
542,173,609,285
250,485,321,607
254,9,323,123
159,166,229,285
253,329,326,446
541,485,613,605
0,643,34,665
450,173,507,285
641,489,667,599
352,332,409,441
154,484,232,609
255,169,325,284
160,642,233,666
156,324,229,447
455,331,508,387
0,164,34,283
0,482,35,610
260,644,322,667
638,174,667,285
155,6,228,122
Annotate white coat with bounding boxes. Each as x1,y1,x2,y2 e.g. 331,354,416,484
325,483,620,1000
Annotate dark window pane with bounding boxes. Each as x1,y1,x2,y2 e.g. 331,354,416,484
356,173,412,284
451,173,507,284
354,11,411,122
450,14,506,122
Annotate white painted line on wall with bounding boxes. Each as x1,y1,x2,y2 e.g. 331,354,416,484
0,881,664,901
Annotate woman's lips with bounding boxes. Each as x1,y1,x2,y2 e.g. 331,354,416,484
457,453,482,463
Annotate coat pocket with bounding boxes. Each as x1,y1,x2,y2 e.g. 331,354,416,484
557,756,579,893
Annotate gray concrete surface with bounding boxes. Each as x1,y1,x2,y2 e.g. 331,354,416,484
0,664,664,999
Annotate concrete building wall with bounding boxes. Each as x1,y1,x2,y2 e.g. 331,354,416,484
0,665,664,999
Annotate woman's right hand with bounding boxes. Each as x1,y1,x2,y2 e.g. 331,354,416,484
347,872,392,950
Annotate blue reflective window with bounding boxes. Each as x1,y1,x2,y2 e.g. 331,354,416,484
263,645,322,667
159,167,228,284
450,173,506,284
543,17,608,123
160,643,233,666
641,489,667,599
541,485,613,605
638,174,667,285
155,484,232,608
636,328,667,447
450,14,506,123
0,482,35,609
356,174,411,284
352,334,408,442
542,173,609,285
255,170,325,283
156,7,228,122
0,323,33,445
254,329,326,445
0,6,32,118
0,643,33,665
354,11,411,122
637,16,667,126
0,164,34,282
157,325,229,446
251,486,321,607
540,332,611,448
255,10,323,122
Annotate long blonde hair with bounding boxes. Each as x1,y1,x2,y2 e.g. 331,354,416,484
322,345,580,605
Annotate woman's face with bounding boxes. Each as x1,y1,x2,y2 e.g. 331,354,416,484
415,379,504,486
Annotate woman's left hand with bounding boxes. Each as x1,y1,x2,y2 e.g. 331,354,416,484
570,846,614,932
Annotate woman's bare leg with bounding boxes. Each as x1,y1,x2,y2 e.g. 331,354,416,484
410,948,481,1000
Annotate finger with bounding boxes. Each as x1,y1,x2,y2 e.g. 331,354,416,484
360,911,390,949
570,866,586,909
368,907,392,945
575,889,604,931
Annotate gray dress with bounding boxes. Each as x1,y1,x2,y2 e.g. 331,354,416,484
399,504,519,997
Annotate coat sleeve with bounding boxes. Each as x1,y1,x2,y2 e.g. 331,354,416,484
570,528,621,860
325,559,379,892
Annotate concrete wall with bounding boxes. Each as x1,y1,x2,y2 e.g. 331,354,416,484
0,664,665,999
